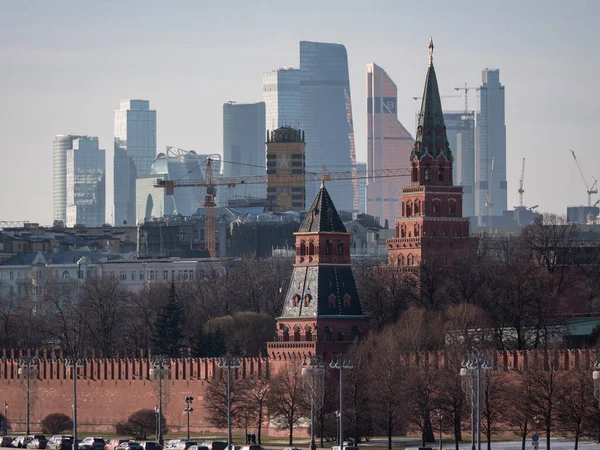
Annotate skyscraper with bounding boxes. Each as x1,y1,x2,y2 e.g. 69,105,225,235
53,135,76,224
263,67,301,131
222,102,266,202
356,162,367,214
65,136,106,227
443,111,475,217
366,63,414,225
113,99,156,226
300,41,357,213
476,69,506,218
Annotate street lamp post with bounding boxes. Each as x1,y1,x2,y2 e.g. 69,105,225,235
2,402,7,436
437,412,443,450
154,406,160,440
65,359,84,450
330,357,354,450
184,396,194,441
218,356,241,450
460,354,492,450
302,356,325,450
151,356,172,445
18,356,38,435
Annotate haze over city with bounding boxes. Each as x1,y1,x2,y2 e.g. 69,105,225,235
0,0,598,223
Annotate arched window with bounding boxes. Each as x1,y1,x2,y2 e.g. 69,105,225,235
324,327,332,342
401,225,407,238
337,332,344,342
424,166,430,181
282,326,290,342
337,241,344,256
442,229,448,237
300,240,306,256
408,254,414,266
438,166,444,181
305,326,313,341
308,241,315,255
293,326,301,342
351,326,361,341
398,255,405,266
325,240,332,255
432,203,439,215
412,164,418,182
414,200,420,215
449,204,454,215
406,201,412,217
414,224,420,237
62,271,70,279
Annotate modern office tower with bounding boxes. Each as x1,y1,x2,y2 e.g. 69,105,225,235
476,69,506,218
366,63,414,225
266,127,306,212
356,162,367,215
300,41,357,214
53,135,76,224
443,111,475,217
136,147,220,224
263,67,301,131
222,102,266,202
65,136,106,227
114,99,157,226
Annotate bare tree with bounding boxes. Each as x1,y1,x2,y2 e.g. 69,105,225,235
239,375,270,444
204,368,245,428
556,369,594,450
503,371,535,450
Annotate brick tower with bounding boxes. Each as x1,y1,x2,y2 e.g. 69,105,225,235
387,39,473,268
267,182,368,362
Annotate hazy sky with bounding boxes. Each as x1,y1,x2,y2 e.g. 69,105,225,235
1,0,598,224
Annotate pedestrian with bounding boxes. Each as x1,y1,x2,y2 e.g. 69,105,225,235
251,434,256,445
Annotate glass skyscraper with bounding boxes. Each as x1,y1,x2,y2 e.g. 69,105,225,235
263,67,301,131
300,41,357,214
222,102,266,202
476,69,506,218
113,99,156,226
366,63,414,226
444,111,476,217
65,136,106,227
53,135,77,224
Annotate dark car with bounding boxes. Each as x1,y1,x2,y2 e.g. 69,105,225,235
47,437,73,450
140,443,163,450
79,438,105,450
26,436,48,450
199,443,226,450
116,443,143,450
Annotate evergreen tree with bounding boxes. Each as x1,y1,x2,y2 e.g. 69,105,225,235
151,280,184,357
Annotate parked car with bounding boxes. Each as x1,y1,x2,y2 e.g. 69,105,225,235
165,442,196,450
330,446,358,450
199,442,227,450
188,446,209,450
115,443,142,450
13,437,34,449
105,440,129,450
79,438,105,450
241,446,264,450
283,447,302,450
25,436,48,450
139,442,163,450
1,437,14,447
46,437,73,450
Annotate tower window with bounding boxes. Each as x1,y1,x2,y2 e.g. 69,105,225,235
414,200,420,215
324,327,332,342
438,167,444,181
325,240,332,255
432,203,439,214
449,204,454,215
424,167,430,181
412,164,418,182
337,242,344,255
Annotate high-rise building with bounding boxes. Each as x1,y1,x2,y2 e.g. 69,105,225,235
476,69,506,218
114,99,156,226
263,67,301,131
266,127,306,212
53,135,76,224
222,102,266,202
366,63,414,225
356,162,367,214
300,41,357,214
65,136,106,227
444,111,475,217
387,40,475,269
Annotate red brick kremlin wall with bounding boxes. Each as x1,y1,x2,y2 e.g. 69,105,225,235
0,349,598,435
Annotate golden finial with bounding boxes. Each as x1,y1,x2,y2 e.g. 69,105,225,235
429,37,434,67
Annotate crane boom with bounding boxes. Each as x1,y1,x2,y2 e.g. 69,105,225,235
518,158,525,208
454,83,479,112
570,149,598,206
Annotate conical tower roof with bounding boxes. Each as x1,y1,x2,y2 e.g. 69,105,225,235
411,38,452,162
299,182,346,233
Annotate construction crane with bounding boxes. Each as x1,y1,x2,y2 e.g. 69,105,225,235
570,149,598,206
412,95,460,101
518,157,525,208
454,83,479,112
156,158,411,257
485,157,495,224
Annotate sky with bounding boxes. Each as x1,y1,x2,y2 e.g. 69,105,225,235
1,0,599,225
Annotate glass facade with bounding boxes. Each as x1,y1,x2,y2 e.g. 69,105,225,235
300,41,357,214
222,102,266,203
263,67,301,131
113,99,156,226
53,135,76,223
444,111,475,217
366,63,414,226
65,137,106,227
356,162,366,214
476,69,506,218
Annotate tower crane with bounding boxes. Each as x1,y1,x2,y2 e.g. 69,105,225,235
570,150,598,206
412,95,460,101
155,159,411,257
485,157,495,224
518,157,525,208
454,83,479,112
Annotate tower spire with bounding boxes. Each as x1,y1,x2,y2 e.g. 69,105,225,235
429,37,434,67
